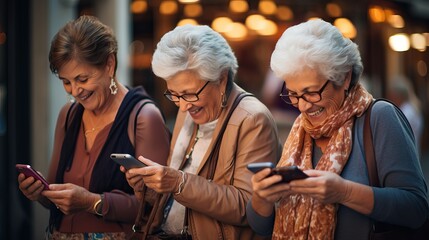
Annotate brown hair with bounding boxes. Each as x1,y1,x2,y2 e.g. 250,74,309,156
49,15,118,75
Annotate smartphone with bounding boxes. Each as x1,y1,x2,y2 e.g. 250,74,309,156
247,162,275,173
15,164,50,190
247,162,308,183
110,153,147,170
272,166,308,183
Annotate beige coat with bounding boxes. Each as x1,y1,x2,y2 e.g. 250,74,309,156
165,84,281,240
139,83,281,240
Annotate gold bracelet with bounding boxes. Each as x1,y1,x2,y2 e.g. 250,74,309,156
175,170,186,195
93,194,103,216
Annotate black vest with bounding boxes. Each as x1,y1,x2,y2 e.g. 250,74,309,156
50,86,154,230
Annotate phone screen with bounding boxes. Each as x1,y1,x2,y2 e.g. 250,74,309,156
16,164,50,190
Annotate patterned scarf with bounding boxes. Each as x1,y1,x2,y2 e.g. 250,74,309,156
273,83,373,240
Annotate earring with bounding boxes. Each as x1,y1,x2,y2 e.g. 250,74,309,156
345,89,349,97
67,94,75,103
109,77,118,95
221,92,227,108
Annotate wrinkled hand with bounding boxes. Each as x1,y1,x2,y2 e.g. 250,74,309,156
128,156,181,194
123,164,145,193
17,173,46,201
289,170,350,204
251,168,291,204
250,168,292,217
41,183,96,215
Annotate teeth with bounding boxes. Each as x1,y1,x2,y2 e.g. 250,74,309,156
190,108,201,114
308,107,323,116
80,93,91,101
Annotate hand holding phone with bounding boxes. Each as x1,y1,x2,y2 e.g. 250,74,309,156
16,164,50,190
110,153,147,170
272,166,308,183
247,162,308,183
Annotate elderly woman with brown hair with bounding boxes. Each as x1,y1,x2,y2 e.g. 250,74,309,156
125,24,281,239
17,15,170,239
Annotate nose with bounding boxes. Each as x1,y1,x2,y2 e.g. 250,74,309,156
297,98,312,112
178,98,192,112
70,81,82,97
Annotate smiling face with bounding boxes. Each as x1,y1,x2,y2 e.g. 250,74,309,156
166,70,227,124
284,69,350,127
57,55,115,113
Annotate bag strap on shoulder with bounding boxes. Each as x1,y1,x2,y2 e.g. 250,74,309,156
364,100,379,187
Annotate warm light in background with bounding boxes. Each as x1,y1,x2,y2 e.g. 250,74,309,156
334,18,357,39
387,14,404,28
384,8,394,19
229,0,249,13
276,6,293,21
389,33,410,52
422,33,429,46
178,0,199,3
369,6,385,23
245,14,266,31
259,0,277,15
212,17,233,33
131,0,147,14
160,0,178,15
178,19,199,26
326,3,342,17
410,33,426,52
224,22,248,40
184,3,203,17
256,19,278,36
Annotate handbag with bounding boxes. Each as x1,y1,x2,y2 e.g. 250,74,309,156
363,99,429,240
129,92,253,240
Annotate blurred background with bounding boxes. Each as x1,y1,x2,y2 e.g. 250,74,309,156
1,0,428,239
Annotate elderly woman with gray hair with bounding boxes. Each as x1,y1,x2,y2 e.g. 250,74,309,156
125,24,281,239
246,19,428,240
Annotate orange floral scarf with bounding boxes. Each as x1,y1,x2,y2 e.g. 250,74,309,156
273,83,373,240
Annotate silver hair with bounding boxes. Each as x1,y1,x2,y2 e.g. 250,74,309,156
151,24,238,83
270,19,363,87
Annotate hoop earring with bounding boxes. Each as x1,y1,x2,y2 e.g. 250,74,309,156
109,77,118,95
221,92,227,108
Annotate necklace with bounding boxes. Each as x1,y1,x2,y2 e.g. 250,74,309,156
84,126,100,136
185,125,200,163
84,112,104,136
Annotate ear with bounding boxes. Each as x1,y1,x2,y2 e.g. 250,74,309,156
106,54,116,76
344,69,352,90
219,71,229,90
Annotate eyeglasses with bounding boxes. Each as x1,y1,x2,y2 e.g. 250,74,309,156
279,80,330,105
164,81,210,102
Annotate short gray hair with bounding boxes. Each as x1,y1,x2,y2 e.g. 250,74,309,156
271,19,363,87
151,25,238,83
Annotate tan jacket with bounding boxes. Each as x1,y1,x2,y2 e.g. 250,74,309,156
165,84,281,239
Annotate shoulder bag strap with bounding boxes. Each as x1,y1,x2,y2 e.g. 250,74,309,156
181,92,253,238
364,100,380,187
206,92,253,181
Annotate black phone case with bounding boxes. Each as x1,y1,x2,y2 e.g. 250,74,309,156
272,166,308,183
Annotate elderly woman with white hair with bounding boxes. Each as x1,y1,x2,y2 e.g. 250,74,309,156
125,24,281,239
246,19,428,240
